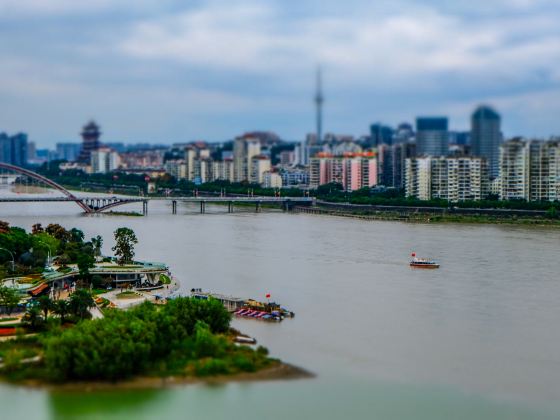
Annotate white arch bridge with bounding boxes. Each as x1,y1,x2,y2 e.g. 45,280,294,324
0,163,313,214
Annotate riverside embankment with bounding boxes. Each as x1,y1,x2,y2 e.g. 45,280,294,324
293,200,560,225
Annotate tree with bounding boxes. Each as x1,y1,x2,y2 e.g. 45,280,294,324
23,305,42,331
45,224,71,242
31,223,44,234
69,289,95,319
37,295,54,321
0,220,10,234
0,286,21,315
77,253,95,283
70,228,85,243
91,235,103,259
112,228,138,265
52,299,70,324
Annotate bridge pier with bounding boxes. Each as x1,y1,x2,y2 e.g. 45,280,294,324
142,200,148,216
172,200,177,215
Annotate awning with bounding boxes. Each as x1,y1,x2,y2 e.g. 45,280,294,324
28,283,49,297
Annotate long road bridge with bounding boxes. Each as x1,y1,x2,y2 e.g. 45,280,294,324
0,163,313,214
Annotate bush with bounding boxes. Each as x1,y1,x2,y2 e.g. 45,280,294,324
232,355,256,373
194,359,229,376
43,297,236,381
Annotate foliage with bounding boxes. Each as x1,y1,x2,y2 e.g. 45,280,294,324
0,222,97,277
91,235,103,258
37,295,54,321
0,221,10,234
112,228,138,265
52,299,71,324
0,286,21,315
42,297,264,382
31,224,44,235
77,253,95,283
22,305,43,331
68,289,95,320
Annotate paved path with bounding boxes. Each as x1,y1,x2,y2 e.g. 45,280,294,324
89,306,104,319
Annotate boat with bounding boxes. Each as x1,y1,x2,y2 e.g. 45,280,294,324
191,289,295,321
409,252,440,269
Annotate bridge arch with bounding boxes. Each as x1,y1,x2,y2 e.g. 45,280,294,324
0,162,93,213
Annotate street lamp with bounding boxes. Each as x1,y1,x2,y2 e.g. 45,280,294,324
35,240,53,267
0,247,15,273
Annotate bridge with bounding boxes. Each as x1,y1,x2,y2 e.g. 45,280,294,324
154,196,314,214
0,163,313,214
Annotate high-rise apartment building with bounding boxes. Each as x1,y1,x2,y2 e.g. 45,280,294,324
416,117,448,156
405,157,432,200
164,160,188,180
471,106,502,179
250,155,271,185
233,136,261,182
392,142,417,190
376,141,416,189
499,139,560,201
56,143,82,162
528,140,560,202
0,132,28,166
369,123,394,147
90,148,120,173
309,153,377,191
263,171,283,188
212,158,234,183
405,156,489,202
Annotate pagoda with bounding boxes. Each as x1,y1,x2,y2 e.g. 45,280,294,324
77,120,101,163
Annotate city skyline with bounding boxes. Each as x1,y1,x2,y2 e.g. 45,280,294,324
1,0,560,146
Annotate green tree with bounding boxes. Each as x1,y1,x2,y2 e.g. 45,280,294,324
37,295,54,321
77,253,95,283
70,228,85,243
91,235,103,259
69,289,95,319
0,285,21,315
23,305,43,331
112,228,138,265
52,299,71,324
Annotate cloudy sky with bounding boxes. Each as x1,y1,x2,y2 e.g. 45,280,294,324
1,0,559,147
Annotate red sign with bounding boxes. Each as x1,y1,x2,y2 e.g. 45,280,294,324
266,293,271,299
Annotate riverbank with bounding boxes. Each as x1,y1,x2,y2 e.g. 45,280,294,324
294,206,560,226
12,361,312,392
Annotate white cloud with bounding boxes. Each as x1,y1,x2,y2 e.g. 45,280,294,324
116,2,560,90
1,0,560,142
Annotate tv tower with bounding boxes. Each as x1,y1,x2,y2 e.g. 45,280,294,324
314,67,324,143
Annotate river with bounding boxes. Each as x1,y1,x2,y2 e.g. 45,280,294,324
0,195,559,419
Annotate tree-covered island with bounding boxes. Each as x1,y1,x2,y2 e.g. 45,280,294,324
0,222,305,387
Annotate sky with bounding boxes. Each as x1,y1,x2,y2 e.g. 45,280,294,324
0,0,559,147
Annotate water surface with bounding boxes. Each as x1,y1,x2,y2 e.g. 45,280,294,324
0,197,559,419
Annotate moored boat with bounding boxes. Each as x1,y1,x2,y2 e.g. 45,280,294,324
190,289,295,321
409,252,440,269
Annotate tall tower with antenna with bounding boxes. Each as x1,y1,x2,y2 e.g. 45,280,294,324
314,67,324,143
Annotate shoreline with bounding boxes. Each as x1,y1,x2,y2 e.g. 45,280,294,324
293,206,560,227
6,362,313,392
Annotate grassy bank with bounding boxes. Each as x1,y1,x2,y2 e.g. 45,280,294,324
0,297,300,387
295,206,560,226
